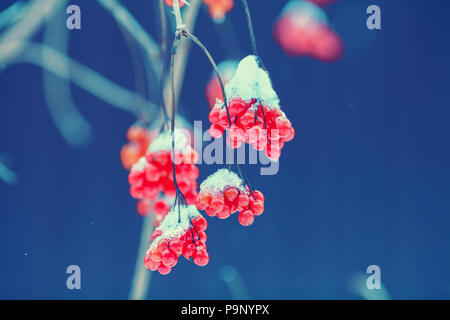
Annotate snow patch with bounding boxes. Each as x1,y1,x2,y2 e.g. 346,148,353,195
200,169,244,194
150,205,201,248
148,129,187,153
130,156,147,173
225,55,280,109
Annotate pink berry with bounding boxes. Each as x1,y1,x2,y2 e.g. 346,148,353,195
238,210,254,226
192,215,208,231
161,248,178,268
193,250,210,266
224,187,240,202
157,263,172,275
209,124,224,138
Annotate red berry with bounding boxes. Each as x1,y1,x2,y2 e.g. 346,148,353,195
284,127,295,142
154,200,169,216
276,117,292,138
252,190,265,202
193,250,210,266
192,215,208,231
239,111,254,128
157,263,172,275
149,247,162,262
169,238,184,256
209,124,224,138
224,187,240,202
209,107,220,123
237,193,250,208
196,230,207,242
216,205,231,219
161,248,178,267
157,238,169,253
238,210,254,226
195,193,212,210
182,242,195,259
250,200,264,216
144,255,160,271
210,195,225,212
229,98,247,115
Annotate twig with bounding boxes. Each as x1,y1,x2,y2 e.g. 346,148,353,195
43,0,93,148
97,0,162,76
12,42,157,116
241,0,258,56
129,214,155,300
183,31,231,126
0,0,63,64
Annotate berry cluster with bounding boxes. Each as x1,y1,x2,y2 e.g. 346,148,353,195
128,130,199,204
144,205,209,275
195,169,265,226
208,55,295,161
120,125,155,170
209,98,294,160
273,0,343,62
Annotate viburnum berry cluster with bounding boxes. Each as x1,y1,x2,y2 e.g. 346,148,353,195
144,205,209,275
127,1,297,278
195,169,264,226
208,55,295,161
128,129,199,204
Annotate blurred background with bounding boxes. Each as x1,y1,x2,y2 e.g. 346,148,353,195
1,0,450,299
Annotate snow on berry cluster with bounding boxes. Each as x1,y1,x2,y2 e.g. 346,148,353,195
120,125,155,170
195,169,265,226
128,129,199,204
144,205,209,275
208,55,295,161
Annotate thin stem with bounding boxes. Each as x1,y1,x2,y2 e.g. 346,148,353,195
183,31,231,127
14,42,155,116
129,213,154,300
172,0,185,30
241,0,258,57
158,0,170,126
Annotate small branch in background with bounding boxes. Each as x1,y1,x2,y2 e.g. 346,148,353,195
129,214,155,300
219,265,250,300
0,161,19,185
43,0,93,148
12,42,157,117
163,0,202,116
0,0,63,65
241,0,258,57
0,1,29,30
97,0,163,77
